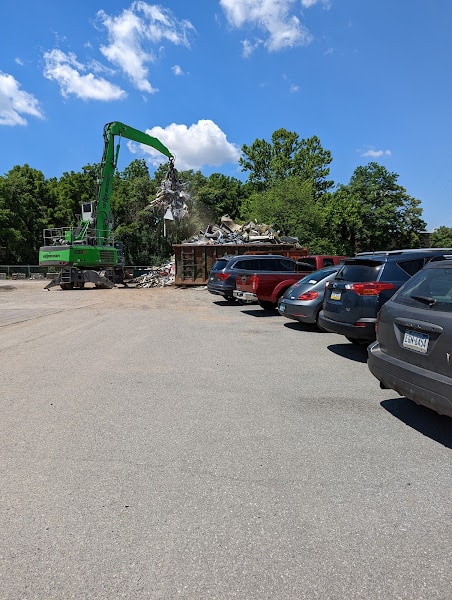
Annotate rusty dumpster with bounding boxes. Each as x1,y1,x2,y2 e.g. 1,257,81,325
172,244,309,286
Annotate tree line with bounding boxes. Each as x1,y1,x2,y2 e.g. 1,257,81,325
1,127,450,265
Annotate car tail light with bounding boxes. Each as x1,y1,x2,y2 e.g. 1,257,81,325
346,282,395,296
252,274,259,292
217,273,230,280
298,291,319,301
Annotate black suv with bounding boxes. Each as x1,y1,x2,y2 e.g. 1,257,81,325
207,254,296,301
318,248,452,344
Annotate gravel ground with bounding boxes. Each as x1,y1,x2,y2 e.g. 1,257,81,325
1,280,451,600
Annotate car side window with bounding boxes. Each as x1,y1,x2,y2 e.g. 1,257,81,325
257,258,282,270
396,258,426,276
280,259,295,271
234,259,259,270
323,258,334,267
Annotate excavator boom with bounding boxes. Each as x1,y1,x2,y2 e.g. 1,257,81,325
96,122,173,245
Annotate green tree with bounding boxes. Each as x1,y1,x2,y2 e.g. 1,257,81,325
319,188,362,255
239,128,333,197
47,166,98,229
195,173,245,223
241,175,325,246
0,165,53,263
430,226,452,247
335,162,426,252
111,159,156,225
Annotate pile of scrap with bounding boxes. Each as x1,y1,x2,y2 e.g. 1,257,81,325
129,259,175,288
183,215,299,246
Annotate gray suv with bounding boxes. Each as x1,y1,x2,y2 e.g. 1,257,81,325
318,248,452,344
207,254,296,301
368,256,452,417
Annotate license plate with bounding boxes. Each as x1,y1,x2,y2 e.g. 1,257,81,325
403,330,429,353
279,303,285,312
330,291,341,301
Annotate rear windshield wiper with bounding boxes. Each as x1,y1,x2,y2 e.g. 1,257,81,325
411,294,436,306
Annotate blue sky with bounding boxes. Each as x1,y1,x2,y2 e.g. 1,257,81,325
1,0,451,231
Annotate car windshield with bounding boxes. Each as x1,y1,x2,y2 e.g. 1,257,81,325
393,267,452,312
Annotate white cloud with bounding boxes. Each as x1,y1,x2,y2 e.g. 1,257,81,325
129,119,241,170
282,73,300,93
242,39,263,57
0,72,44,126
360,147,392,158
219,0,313,53
97,2,195,92
301,0,331,7
171,64,183,76
43,49,127,101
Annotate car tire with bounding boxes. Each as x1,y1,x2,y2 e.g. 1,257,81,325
258,300,277,311
346,336,371,346
316,310,328,332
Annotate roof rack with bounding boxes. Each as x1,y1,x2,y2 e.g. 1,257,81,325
356,248,452,257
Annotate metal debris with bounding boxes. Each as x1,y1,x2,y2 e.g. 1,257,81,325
146,159,191,221
129,259,175,287
183,215,299,246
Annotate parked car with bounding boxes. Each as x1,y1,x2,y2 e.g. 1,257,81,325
295,255,347,271
318,248,452,344
368,257,452,417
233,256,347,310
277,265,341,327
207,254,296,301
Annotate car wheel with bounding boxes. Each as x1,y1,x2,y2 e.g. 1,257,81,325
346,336,371,345
316,310,328,332
258,300,277,311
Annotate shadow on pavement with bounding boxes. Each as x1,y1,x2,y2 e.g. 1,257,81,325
283,321,324,334
326,342,368,363
241,309,280,318
381,398,452,448
213,299,237,306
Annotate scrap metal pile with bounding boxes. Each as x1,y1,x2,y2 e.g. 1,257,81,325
183,215,299,246
128,259,175,288
146,159,191,221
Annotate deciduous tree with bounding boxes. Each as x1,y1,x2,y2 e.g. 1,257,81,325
239,128,333,198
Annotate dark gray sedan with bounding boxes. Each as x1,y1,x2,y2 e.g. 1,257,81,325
368,257,452,418
277,265,341,328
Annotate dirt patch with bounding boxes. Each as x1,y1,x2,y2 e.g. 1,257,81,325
0,285,16,292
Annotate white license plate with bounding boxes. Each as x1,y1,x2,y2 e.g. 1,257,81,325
279,303,285,312
330,291,341,301
403,330,429,353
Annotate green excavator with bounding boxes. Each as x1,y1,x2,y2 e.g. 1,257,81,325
39,121,175,290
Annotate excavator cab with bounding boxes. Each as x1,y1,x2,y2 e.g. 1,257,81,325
81,202,95,222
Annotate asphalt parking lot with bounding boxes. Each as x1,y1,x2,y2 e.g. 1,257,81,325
1,281,451,599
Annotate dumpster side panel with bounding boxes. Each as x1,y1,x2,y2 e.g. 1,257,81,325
173,244,307,285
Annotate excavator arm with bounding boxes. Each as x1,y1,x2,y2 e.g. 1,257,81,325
95,121,174,244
